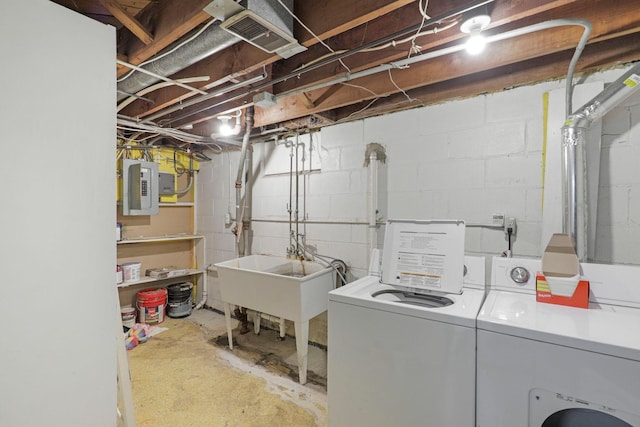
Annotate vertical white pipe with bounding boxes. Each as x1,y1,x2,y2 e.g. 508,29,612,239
244,147,253,256
234,106,253,257
368,151,379,259
295,133,300,257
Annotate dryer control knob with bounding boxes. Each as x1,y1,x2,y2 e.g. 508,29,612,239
510,266,530,284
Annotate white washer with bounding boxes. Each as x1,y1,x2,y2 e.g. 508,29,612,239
327,254,486,427
477,257,640,426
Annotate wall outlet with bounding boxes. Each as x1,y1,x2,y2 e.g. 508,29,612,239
505,217,517,235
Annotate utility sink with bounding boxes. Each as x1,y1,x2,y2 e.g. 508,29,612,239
215,254,336,384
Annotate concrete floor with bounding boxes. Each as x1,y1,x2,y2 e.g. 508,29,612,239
126,308,327,426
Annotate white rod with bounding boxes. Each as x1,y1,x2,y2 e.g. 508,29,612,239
144,72,267,122
276,19,592,103
116,76,210,112
116,59,208,95
368,151,379,260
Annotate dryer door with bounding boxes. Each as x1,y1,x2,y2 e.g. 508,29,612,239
530,388,639,427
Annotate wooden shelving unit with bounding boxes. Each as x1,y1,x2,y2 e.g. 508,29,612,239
116,164,204,308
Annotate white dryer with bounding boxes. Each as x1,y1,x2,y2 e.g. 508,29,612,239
328,220,486,427
477,257,640,427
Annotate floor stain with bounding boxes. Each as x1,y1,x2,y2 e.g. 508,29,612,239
127,314,327,427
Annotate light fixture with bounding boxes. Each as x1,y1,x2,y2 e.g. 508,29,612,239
460,13,491,55
218,115,233,136
213,110,243,138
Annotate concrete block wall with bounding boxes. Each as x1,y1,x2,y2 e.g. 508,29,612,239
198,64,640,344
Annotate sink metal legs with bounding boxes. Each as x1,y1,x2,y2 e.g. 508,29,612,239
222,302,309,384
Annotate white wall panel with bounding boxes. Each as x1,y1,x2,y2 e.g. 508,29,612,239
0,2,116,425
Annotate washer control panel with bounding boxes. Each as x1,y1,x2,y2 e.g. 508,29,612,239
491,257,541,293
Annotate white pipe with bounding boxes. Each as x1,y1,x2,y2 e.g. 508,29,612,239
368,151,379,260
288,140,294,255
302,138,308,257
294,133,300,257
116,76,210,112
234,107,254,256
275,19,592,106
244,146,253,256
144,73,267,123
561,62,640,260
116,59,208,95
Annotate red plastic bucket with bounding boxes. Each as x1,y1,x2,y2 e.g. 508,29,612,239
137,287,168,325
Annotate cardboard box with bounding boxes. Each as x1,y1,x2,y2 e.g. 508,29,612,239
536,273,589,308
537,233,589,309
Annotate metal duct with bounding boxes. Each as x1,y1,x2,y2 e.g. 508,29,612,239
561,62,640,261
117,22,240,101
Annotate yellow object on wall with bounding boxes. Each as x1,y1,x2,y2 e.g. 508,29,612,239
116,144,198,204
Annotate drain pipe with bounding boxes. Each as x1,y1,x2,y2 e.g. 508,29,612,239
234,106,254,256
232,106,253,334
244,145,253,256
365,143,386,266
561,63,640,260
288,139,294,255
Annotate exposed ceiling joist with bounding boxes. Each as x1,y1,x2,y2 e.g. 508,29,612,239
50,0,640,145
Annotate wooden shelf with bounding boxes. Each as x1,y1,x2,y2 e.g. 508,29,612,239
117,268,205,288
159,202,195,207
117,235,204,244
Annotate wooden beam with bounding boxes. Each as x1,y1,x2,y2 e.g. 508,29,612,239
292,0,414,45
335,32,640,121
120,0,415,117
254,21,640,127
118,0,214,73
100,0,153,45
273,0,580,94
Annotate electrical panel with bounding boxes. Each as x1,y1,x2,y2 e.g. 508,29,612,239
158,172,176,195
122,159,159,216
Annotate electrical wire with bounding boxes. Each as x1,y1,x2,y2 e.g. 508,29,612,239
343,98,380,120
340,81,382,97
161,1,494,125
275,0,351,74
419,0,431,20
387,68,424,106
292,20,459,72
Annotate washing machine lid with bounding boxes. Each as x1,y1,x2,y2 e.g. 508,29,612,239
329,276,485,327
380,219,465,294
477,290,640,362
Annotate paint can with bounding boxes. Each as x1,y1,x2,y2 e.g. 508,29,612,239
120,305,136,329
122,262,141,282
167,282,193,318
137,287,167,325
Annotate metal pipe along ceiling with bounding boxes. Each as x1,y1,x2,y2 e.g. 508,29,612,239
116,22,240,101
561,62,640,261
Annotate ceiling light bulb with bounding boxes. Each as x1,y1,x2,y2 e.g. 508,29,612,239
219,122,233,136
460,13,491,56
217,115,233,136
466,32,487,55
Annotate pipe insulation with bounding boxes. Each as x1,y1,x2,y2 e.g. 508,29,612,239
117,22,240,101
561,62,640,261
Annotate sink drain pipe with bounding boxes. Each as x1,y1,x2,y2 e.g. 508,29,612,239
234,106,254,257
232,106,254,333
561,62,640,261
